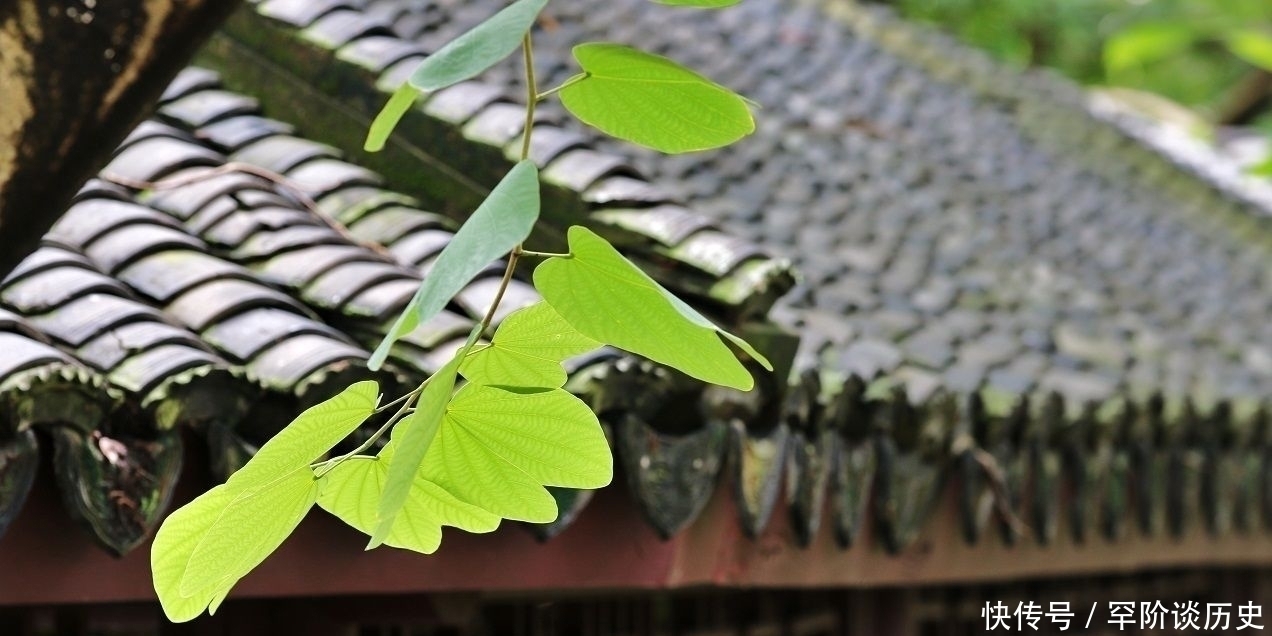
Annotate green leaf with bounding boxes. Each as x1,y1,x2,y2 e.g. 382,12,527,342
1103,22,1197,75
420,419,559,523
534,226,770,390
369,160,540,370
445,384,612,488
371,355,462,547
226,381,379,494
152,486,236,623
414,384,613,522
367,384,610,528
460,301,601,387
408,0,549,92
317,454,499,554
560,43,755,153
178,469,317,597
1228,30,1272,72
365,83,420,152
654,0,740,6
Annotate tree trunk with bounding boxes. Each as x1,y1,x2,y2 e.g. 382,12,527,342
0,0,242,279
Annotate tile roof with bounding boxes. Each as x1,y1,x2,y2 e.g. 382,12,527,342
2,0,1271,565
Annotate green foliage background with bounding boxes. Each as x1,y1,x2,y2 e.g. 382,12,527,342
887,0,1272,140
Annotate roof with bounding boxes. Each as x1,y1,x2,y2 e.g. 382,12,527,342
1,0,1270,582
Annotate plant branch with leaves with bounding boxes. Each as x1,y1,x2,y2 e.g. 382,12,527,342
152,0,763,622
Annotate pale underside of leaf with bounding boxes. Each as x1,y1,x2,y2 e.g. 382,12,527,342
408,0,549,92
460,301,600,387
370,161,539,370
534,226,768,390
560,43,754,153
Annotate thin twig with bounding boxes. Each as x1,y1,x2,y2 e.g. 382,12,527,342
477,252,522,336
520,32,538,162
313,377,430,476
374,382,426,414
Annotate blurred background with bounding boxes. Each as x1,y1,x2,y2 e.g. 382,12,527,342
881,0,1272,174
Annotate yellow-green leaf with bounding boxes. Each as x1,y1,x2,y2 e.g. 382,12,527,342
365,83,421,152
226,381,379,495
317,454,499,554
446,384,612,488
560,43,754,153
534,226,770,390
460,301,600,387
371,355,462,548
178,469,317,597
152,486,236,623
420,421,560,523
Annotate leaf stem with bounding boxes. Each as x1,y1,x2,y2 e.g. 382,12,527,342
520,32,538,162
517,249,571,259
313,376,431,476
476,28,538,337
374,383,425,414
476,251,522,336
535,73,588,101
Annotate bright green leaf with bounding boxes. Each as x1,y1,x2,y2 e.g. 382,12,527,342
317,454,499,554
460,301,601,387
207,588,231,616
371,355,462,548
654,0,740,6
420,420,559,522
560,43,755,153
226,381,378,495
1228,30,1272,72
1103,22,1197,76
534,226,770,390
408,0,549,92
365,83,421,152
446,384,612,488
179,469,317,597
152,486,236,623
370,161,540,370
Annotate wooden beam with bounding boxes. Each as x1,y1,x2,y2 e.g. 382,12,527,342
0,0,243,279
4,452,1272,604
